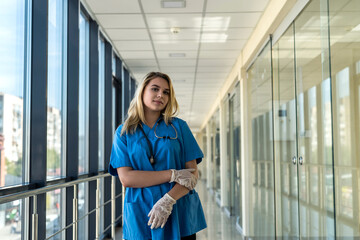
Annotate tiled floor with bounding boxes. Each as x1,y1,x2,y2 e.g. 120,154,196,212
111,180,243,240
196,180,243,240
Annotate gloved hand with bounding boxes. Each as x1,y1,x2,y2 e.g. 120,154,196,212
169,169,197,190
148,193,176,229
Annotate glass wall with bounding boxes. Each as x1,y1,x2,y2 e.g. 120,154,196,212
78,12,89,174
247,41,275,237
0,1,28,238
47,0,66,179
329,0,360,237
199,0,360,238
0,0,27,188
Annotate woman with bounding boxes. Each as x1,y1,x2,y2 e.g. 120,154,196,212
109,72,207,240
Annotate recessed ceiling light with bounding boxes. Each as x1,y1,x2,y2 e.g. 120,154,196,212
169,53,186,58
161,0,186,8
170,27,180,34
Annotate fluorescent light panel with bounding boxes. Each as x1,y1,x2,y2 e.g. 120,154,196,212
169,53,186,57
161,0,186,8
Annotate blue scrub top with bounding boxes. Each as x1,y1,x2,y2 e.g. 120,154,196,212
109,117,207,240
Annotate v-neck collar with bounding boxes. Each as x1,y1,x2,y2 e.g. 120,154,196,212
141,116,162,131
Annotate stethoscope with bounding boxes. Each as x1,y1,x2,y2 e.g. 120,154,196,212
139,119,178,165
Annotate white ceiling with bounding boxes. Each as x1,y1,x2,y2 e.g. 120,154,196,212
83,0,270,131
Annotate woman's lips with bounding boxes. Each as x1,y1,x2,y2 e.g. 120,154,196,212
153,100,163,104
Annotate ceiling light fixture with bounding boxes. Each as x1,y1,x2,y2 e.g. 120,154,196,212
351,23,360,31
170,27,180,34
161,0,186,8
169,53,186,58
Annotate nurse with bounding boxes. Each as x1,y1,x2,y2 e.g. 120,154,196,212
109,72,207,240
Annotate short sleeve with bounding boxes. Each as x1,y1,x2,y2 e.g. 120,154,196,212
179,120,204,164
108,125,132,176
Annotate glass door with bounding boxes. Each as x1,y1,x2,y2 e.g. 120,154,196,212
273,24,299,238
274,0,336,238
294,0,335,237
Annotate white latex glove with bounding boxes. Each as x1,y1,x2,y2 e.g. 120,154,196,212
169,169,197,190
148,193,176,229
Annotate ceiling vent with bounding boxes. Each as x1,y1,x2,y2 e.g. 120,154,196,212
161,0,186,8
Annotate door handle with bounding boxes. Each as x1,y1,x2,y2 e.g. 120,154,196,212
292,156,297,165
299,156,304,165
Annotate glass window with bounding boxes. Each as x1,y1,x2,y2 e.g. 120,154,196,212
0,0,27,188
78,182,88,240
47,0,66,179
0,199,23,239
78,12,89,174
46,189,64,239
98,37,105,171
112,54,116,135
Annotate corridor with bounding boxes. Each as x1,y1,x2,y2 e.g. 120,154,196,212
1,0,360,239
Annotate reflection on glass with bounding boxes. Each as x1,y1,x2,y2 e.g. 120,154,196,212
47,0,65,179
0,199,23,239
329,0,360,237
79,13,89,174
46,189,63,239
0,0,26,188
98,38,105,171
248,41,275,237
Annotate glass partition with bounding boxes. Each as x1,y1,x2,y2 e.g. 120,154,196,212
294,0,335,237
247,41,275,237
273,24,299,237
328,0,360,237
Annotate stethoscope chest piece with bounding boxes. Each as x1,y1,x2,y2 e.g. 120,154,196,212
149,156,155,165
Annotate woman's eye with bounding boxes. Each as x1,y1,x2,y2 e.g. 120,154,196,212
164,91,170,95
151,88,159,92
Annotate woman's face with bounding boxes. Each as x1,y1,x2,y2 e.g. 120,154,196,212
142,77,170,114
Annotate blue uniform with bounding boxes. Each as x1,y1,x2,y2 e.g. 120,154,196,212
109,117,207,240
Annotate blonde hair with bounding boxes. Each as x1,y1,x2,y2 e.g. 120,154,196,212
121,72,179,135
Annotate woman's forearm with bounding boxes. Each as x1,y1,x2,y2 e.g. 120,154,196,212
168,160,199,200
117,167,171,188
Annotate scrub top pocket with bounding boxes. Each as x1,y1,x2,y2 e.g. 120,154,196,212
123,202,151,239
176,191,207,237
